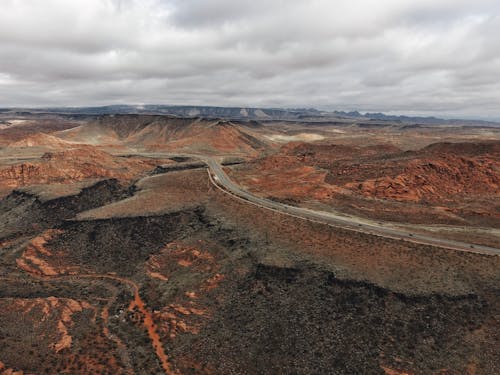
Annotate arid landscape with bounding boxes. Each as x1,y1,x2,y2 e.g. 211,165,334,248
2,1,500,373
0,109,498,374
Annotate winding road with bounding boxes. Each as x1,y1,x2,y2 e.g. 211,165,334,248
202,157,500,256
127,150,500,255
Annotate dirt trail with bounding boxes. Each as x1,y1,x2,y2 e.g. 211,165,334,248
128,287,174,374
73,274,175,374
13,273,174,374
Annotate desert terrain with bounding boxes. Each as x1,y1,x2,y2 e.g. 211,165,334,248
0,109,499,374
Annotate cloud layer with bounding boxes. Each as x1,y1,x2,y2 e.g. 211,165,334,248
1,0,499,118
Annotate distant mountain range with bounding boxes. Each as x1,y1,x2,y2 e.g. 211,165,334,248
333,111,499,126
1,105,498,126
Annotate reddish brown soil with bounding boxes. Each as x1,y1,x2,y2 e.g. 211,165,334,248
59,115,269,156
16,229,76,277
207,183,500,294
230,141,500,226
75,273,174,374
0,147,164,195
180,183,500,374
76,169,210,219
13,266,174,374
127,281,175,374
1,116,499,374
345,142,499,202
147,242,217,279
0,165,497,373
148,121,266,156
229,141,401,201
0,360,23,374
143,240,221,340
381,366,413,375
8,133,77,149
0,295,123,374
0,118,79,145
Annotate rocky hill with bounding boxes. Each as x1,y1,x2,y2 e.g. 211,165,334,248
346,142,499,202
0,147,164,195
58,115,269,155
0,113,499,374
9,133,77,149
229,140,500,226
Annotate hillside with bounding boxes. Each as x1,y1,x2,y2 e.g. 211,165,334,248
58,115,270,155
1,166,498,374
0,118,80,145
0,113,499,374
0,146,166,195
229,141,500,226
346,142,500,202
9,133,77,149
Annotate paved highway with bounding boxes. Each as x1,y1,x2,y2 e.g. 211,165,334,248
204,157,500,256
128,152,500,256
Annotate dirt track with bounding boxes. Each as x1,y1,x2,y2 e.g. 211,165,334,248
22,272,174,374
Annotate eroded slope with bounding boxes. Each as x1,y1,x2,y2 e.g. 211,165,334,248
229,141,500,235
0,168,498,374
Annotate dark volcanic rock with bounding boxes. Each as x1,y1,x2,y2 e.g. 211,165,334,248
54,209,206,276
0,179,128,240
185,264,493,375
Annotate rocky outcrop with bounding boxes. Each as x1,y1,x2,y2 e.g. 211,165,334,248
346,147,499,202
236,141,499,203
0,147,161,192
229,140,500,225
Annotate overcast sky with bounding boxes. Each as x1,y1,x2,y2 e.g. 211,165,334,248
1,0,499,119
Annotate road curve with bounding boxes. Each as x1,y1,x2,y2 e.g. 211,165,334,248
203,157,500,256
123,151,499,256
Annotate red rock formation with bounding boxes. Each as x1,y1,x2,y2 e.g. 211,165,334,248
234,141,499,204
229,140,500,225
0,147,162,193
0,360,24,375
346,150,499,202
16,230,80,277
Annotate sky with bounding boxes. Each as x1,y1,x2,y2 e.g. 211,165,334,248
0,0,499,119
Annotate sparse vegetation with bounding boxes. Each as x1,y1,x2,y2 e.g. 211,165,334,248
0,113,498,373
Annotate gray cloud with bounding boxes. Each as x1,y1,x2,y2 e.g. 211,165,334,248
0,0,499,119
